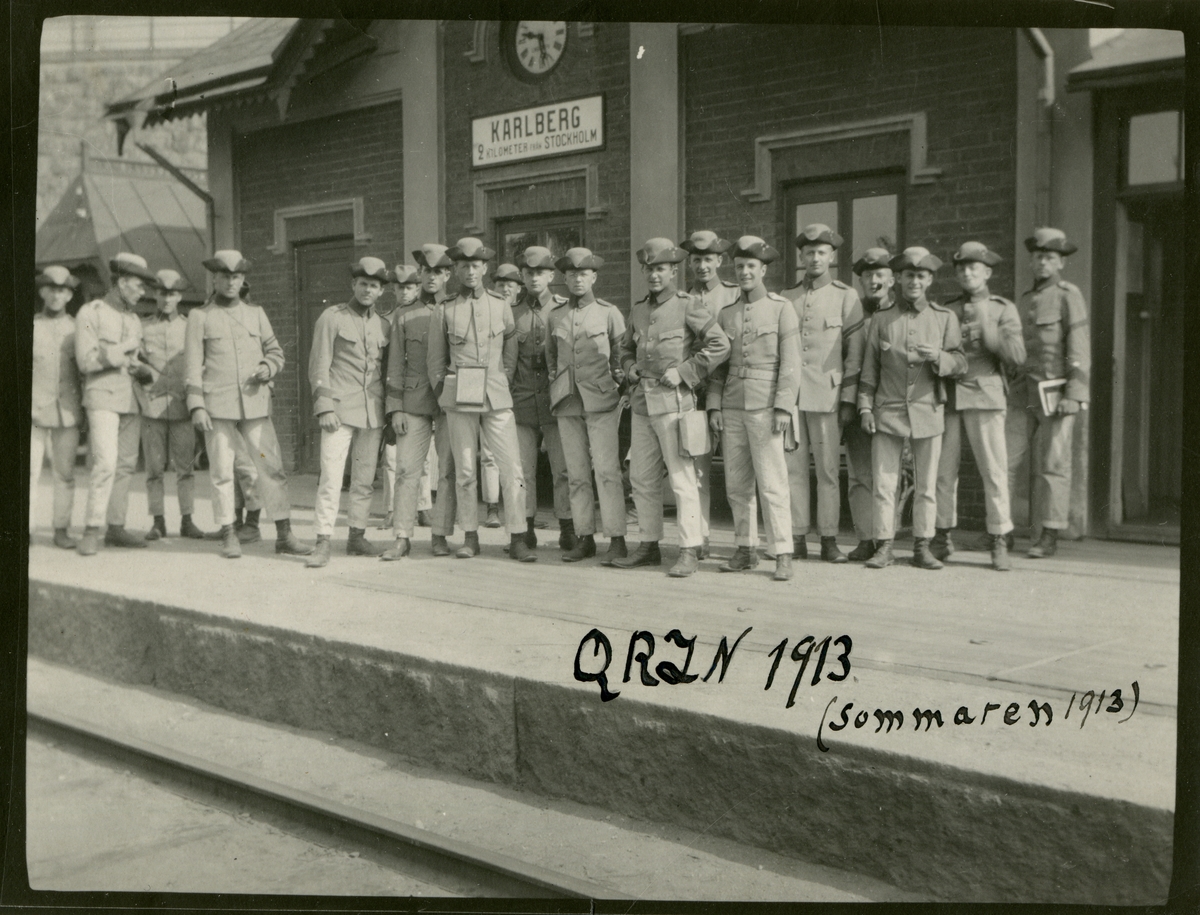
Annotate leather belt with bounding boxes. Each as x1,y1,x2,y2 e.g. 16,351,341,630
733,365,777,380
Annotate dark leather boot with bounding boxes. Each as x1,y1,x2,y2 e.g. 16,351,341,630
53,528,76,550
865,539,894,569
146,515,167,541
180,515,207,539
562,534,596,563
668,547,699,578
610,541,661,569
220,524,242,559
720,546,759,572
792,536,808,559
930,528,955,562
348,527,384,556
773,553,794,582
911,537,944,570
558,518,577,551
77,526,100,556
603,536,627,565
524,517,537,550
431,534,451,557
306,536,331,568
238,509,262,544
417,510,433,527
381,537,411,561
275,519,314,555
456,531,481,558
992,533,1013,571
484,504,501,528
847,539,875,562
696,538,710,561
106,525,148,548
1027,528,1058,559
509,532,537,562
820,537,848,563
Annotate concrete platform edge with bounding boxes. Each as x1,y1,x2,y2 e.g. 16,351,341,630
27,580,1171,904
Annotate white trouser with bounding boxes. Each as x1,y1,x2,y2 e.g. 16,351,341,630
84,409,139,529
557,409,626,538
206,417,291,527
315,423,383,536
446,409,526,533
629,410,703,548
30,424,79,531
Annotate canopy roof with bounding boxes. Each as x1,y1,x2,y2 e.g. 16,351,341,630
1069,29,1185,90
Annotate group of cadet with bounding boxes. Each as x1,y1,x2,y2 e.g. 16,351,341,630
30,222,1089,581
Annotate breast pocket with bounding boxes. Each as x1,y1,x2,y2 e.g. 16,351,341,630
654,329,686,364
587,326,611,359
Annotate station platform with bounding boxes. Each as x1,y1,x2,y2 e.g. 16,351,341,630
26,471,1179,903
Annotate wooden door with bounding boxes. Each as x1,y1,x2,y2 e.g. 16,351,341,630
295,238,355,473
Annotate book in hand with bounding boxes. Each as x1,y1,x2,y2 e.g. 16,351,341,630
454,365,488,406
549,368,575,409
1038,378,1067,417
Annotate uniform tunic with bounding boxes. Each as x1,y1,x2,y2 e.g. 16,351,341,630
844,294,890,542
138,311,196,518
31,311,81,530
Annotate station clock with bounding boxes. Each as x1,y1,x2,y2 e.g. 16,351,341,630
501,21,568,82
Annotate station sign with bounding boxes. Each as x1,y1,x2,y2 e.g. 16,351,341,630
472,95,604,168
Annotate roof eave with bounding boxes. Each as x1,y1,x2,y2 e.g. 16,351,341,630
1067,58,1185,92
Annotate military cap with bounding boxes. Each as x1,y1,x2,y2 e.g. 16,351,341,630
1024,227,1077,256
203,249,251,274
412,244,453,269
556,247,605,271
952,241,1002,266
109,251,158,282
351,256,391,282
852,247,893,275
36,265,80,289
494,263,523,283
154,269,188,292
729,235,779,264
680,230,731,255
796,223,844,250
447,237,495,262
517,246,556,270
636,237,687,266
889,246,943,273
392,264,420,284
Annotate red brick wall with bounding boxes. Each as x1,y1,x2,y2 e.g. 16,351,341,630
233,102,403,470
442,22,633,312
682,25,1020,532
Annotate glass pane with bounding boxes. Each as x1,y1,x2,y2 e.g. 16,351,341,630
503,230,539,263
542,226,583,296
1128,111,1182,185
794,201,839,283
851,194,898,263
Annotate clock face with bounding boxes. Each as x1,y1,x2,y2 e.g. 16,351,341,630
507,21,568,79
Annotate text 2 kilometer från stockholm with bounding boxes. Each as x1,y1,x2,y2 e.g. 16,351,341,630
573,626,1140,752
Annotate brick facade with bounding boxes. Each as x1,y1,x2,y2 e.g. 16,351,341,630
233,101,403,470
679,26,1019,531
442,21,633,312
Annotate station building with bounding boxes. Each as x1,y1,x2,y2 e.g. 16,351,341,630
106,21,1185,542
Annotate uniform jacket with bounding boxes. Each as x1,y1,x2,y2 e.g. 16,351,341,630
32,311,81,428
687,278,741,320
385,292,447,417
185,296,285,421
617,288,730,416
858,296,967,439
308,300,389,428
940,289,1025,412
706,286,801,413
783,273,865,414
509,289,567,425
1019,275,1090,404
136,311,190,421
545,291,626,416
75,289,144,414
427,286,519,413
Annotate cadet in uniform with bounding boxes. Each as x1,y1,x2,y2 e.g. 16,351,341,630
185,250,312,559
845,248,894,561
493,263,524,303
306,257,391,568
858,247,966,569
426,237,533,562
782,224,865,563
31,266,82,548
510,246,573,551
138,269,207,541
382,254,459,560
682,230,741,559
1013,227,1090,558
612,238,730,578
932,242,1025,571
75,252,156,555
546,247,627,563
705,237,801,581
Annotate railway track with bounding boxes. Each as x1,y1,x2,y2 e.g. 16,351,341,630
28,707,631,900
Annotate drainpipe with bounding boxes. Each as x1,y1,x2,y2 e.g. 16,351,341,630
135,141,216,257
1026,28,1055,225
